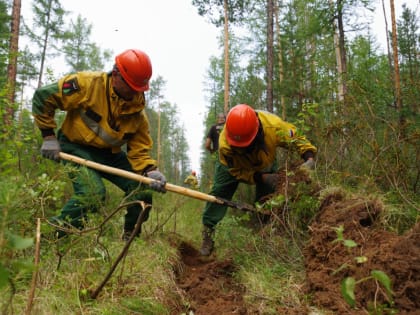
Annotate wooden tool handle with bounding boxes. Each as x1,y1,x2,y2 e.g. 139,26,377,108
59,152,222,205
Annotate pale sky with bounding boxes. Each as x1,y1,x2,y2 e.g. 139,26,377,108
21,0,417,174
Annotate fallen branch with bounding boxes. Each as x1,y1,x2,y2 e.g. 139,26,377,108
25,218,41,315
90,201,148,299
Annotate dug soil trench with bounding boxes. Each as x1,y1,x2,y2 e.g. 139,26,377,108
171,168,419,314
173,241,247,315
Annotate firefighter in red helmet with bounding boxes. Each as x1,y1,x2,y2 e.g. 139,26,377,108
32,49,166,241
184,171,200,190
200,104,317,256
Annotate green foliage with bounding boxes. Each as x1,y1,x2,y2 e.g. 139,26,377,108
371,270,393,299
216,214,307,313
0,132,69,306
217,214,253,256
333,225,358,248
104,297,167,314
0,264,8,288
341,276,356,307
341,270,395,312
24,171,68,217
0,188,198,314
290,182,320,225
397,4,420,110
0,231,34,290
294,102,319,134
62,14,112,72
23,0,68,86
0,0,10,88
201,0,419,206
6,233,34,250
381,191,419,234
256,194,285,211
332,226,397,313
16,47,39,97
1,1,418,313
192,0,253,27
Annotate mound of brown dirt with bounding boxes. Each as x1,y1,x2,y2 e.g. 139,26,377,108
304,191,420,314
173,242,247,315
167,167,418,315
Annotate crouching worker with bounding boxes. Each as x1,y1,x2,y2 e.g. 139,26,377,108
200,104,317,255
32,49,167,241
184,171,200,190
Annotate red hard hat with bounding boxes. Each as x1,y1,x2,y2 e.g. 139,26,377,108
225,104,259,147
115,49,152,92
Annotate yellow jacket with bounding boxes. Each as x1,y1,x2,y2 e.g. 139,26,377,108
219,110,317,184
32,72,157,173
184,175,199,189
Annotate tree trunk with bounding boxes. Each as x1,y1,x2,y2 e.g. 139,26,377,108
5,0,21,126
266,0,274,113
37,0,53,88
389,0,402,111
336,2,347,102
304,2,315,104
223,0,230,114
274,0,286,119
157,101,161,166
330,0,346,103
381,0,393,84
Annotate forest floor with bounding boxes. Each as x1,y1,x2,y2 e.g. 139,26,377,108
167,169,420,315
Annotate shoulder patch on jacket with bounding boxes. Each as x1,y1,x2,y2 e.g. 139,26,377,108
62,78,79,95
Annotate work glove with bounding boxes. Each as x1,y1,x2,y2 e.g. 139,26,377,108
41,136,61,161
300,158,315,170
261,173,281,190
147,170,167,193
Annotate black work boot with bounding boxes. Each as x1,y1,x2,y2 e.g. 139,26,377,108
121,224,141,242
122,205,151,241
200,225,215,256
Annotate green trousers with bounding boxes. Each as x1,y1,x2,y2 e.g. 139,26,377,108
52,132,152,232
202,159,275,228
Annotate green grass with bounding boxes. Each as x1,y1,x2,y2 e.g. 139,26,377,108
1,184,180,314
1,186,312,314
2,172,417,314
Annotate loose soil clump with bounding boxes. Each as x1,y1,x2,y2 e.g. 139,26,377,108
173,241,247,315
170,167,419,314
304,190,420,314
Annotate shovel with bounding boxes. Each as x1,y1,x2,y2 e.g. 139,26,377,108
58,152,262,214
